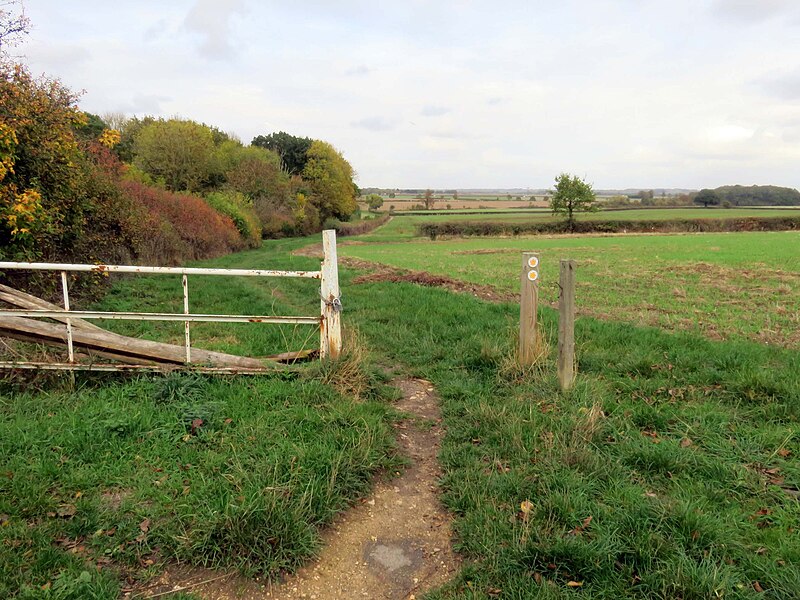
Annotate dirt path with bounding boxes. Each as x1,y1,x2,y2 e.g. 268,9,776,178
136,379,459,600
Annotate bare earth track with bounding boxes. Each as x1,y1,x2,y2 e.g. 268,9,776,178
135,379,459,600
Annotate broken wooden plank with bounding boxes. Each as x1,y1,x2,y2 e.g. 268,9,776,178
266,349,319,363
0,316,271,369
0,283,105,332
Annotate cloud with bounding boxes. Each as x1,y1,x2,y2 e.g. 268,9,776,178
711,0,798,22
760,69,800,100
184,0,246,59
350,116,399,132
345,65,373,76
24,42,90,70
116,93,173,115
420,105,451,117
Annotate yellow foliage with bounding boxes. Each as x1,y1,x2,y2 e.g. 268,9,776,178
0,122,18,182
98,128,121,148
3,188,42,236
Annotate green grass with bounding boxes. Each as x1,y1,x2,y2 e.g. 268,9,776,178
0,239,401,599
341,271,800,599
3,233,799,598
359,208,800,243
341,231,800,346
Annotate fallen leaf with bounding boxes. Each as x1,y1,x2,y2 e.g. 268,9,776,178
754,581,764,593
680,438,692,448
56,504,77,518
74,491,83,499
520,500,534,515
777,448,791,458
139,518,151,533
566,581,583,587
533,572,542,584
190,418,203,434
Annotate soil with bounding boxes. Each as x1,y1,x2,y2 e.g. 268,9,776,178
345,258,515,304
131,379,460,600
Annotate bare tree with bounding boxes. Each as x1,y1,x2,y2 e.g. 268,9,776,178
0,1,30,54
423,188,435,210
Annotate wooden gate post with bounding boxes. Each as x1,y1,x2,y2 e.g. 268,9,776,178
557,259,576,390
519,252,540,365
320,229,342,360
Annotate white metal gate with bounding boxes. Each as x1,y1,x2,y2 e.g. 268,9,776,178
0,230,341,373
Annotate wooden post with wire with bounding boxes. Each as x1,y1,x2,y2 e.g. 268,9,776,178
557,259,576,390
320,229,342,360
519,252,540,365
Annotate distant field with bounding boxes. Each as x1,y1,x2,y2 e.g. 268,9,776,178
356,207,800,243
341,231,800,346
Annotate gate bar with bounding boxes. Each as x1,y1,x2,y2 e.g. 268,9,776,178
60,271,74,363
0,309,320,324
0,262,321,278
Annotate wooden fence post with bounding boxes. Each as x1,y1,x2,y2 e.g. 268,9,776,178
519,253,539,365
558,259,576,390
320,229,342,360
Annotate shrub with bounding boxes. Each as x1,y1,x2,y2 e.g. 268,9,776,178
205,191,262,248
120,181,245,262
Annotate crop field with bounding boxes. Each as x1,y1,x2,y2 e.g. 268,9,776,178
341,230,800,346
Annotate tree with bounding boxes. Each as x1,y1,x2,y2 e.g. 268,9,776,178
0,1,30,55
252,131,312,176
693,188,720,208
0,63,134,264
132,119,215,192
423,189,435,210
550,173,597,231
301,140,357,221
366,193,383,212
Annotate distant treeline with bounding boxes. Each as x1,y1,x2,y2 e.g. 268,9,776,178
712,185,800,206
419,216,800,239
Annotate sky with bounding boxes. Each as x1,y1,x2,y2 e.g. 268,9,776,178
16,0,800,189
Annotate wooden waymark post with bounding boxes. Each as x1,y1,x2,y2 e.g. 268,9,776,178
320,229,342,360
557,259,576,390
519,252,540,365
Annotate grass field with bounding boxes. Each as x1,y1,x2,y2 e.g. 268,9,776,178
341,231,800,347
2,229,799,598
356,208,800,243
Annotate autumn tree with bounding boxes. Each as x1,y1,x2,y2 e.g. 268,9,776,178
301,140,357,222
0,63,135,264
132,119,215,192
550,173,597,231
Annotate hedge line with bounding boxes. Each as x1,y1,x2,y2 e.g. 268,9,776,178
329,215,391,237
418,216,800,239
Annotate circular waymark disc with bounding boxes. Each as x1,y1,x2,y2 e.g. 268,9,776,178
527,270,539,281
527,256,539,268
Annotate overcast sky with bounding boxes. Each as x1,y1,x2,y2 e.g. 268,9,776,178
18,0,800,189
